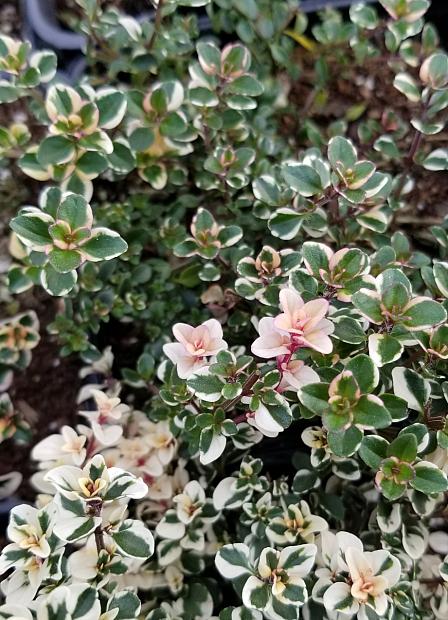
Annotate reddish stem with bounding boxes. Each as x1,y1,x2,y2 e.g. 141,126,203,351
83,436,97,466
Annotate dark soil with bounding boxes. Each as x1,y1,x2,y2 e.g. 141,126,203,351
0,292,81,502
407,166,448,218
286,46,448,220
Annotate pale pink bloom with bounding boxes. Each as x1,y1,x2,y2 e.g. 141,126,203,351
146,420,177,465
80,389,130,423
79,389,129,447
251,317,291,359
346,546,400,615
163,319,227,379
278,359,320,392
274,288,333,354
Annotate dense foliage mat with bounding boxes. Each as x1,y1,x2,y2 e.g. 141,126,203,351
0,1,448,619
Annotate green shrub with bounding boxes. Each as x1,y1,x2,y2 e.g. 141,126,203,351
0,1,448,618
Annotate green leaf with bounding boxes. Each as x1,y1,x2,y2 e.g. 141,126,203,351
381,394,408,421
392,367,430,413
387,433,417,463
301,242,330,277
352,395,391,430
368,333,403,367
411,463,448,494
266,402,292,429
128,127,153,152
218,225,243,247
393,72,421,102
400,298,446,331
346,354,378,393
108,591,141,620
380,478,406,501
352,289,383,323
327,426,363,457
49,248,83,273
378,268,412,296
17,67,40,88
187,372,224,401
422,148,448,171
160,112,187,138
30,50,57,82
298,383,329,415
420,52,448,89
41,264,77,296
79,130,113,154
215,543,251,579
252,175,282,205
37,135,75,166
292,469,319,494
382,282,410,312
0,81,19,104
282,163,323,197
10,211,53,248
350,3,378,28
398,423,429,452
173,239,198,258
228,75,263,96
57,516,97,542
197,41,221,74
328,136,357,170
188,86,219,107
96,90,126,129
112,520,154,558
77,150,109,176
58,194,91,229
347,160,376,189
71,586,98,619
108,141,136,174
332,317,366,344
80,230,127,262
374,135,401,159
194,208,216,233
434,261,448,297
222,382,242,400
268,208,305,240
246,582,270,610
359,435,388,469
222,44,251,76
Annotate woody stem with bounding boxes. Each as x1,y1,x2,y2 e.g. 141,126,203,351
393,93,430,199
94,526,105,554
223,371,259,414
90,499,105,554
82,436,97,467
147,0,165,51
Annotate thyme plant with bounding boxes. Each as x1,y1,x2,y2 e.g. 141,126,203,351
0,1,448,618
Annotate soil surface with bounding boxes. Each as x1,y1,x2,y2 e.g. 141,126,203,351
0,291,81,503
286,45,448,219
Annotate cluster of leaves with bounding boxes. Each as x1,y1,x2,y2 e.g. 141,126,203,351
1,0,448,619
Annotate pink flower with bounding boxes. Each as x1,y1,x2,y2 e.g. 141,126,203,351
163,319,227,379
277,359,320,392
251,317,291,358
274,288,334,354
251,289,334,359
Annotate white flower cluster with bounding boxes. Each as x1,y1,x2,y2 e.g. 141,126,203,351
1,345,448,619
